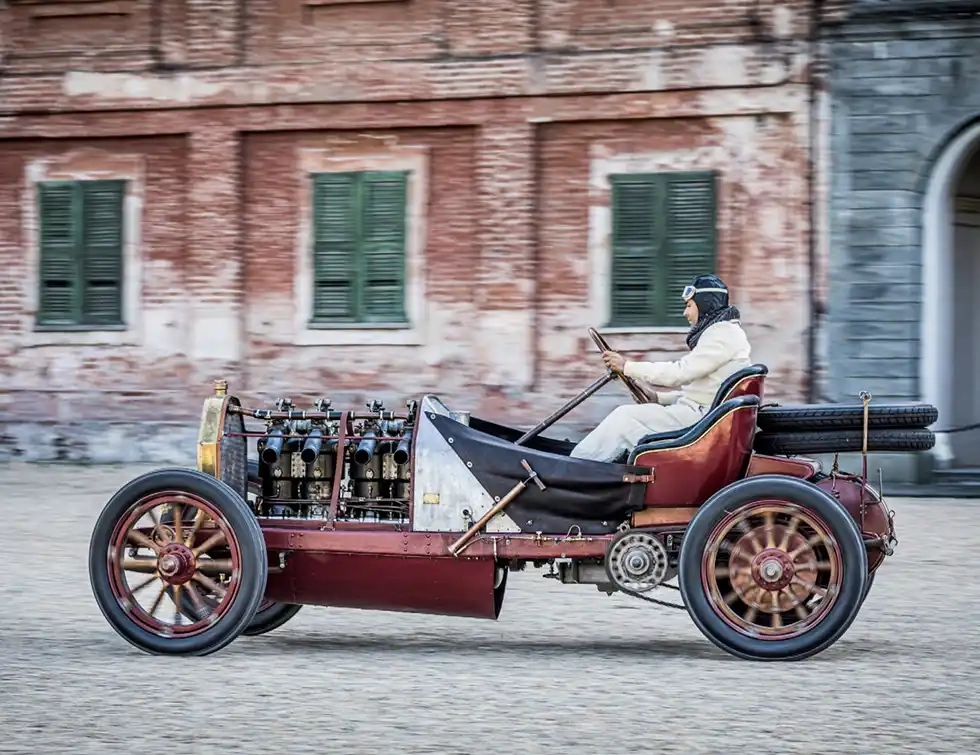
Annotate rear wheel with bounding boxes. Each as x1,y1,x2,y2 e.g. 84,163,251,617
244,601,304,636
862,572,876,605
88,467,268,656
678,475,867,661
169,588,304,637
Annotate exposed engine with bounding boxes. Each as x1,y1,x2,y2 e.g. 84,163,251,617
248,397,417,525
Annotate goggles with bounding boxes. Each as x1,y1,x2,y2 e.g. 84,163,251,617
682,285,728,302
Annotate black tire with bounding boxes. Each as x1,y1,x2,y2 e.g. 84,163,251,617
169,589,304,636
243,602,304,636
89,467,269,656
757,402,938,432
170,591,304,637
678,475,868,661
753,428,935,456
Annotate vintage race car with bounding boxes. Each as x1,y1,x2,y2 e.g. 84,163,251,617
87,328,937,661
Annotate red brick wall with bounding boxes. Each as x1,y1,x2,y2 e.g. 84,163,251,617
0,136,194,424
0,0,818,454
538,115,804,395
242,127,482,398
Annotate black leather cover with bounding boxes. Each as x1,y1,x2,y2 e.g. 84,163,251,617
430,414,648,535
467,416,577,456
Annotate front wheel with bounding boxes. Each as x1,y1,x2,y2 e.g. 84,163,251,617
88,467,269,656
678,475,868,661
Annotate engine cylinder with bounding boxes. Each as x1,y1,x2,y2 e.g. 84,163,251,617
351,454,382,498
393,462,411,499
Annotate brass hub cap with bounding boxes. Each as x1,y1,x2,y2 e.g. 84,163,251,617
625,549,653,577
159,554,180,576
760,558,783,582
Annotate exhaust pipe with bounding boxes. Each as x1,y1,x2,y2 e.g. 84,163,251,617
261,425,286,465
393,429,412,466
300,427,323,465
354,430,377,465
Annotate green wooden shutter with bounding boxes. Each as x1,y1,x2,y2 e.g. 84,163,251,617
609,175,662,327
311,173,358,322
663,172,717,328
311,170,409,324
37,180,125,328
37,182,79,326
608,171,717,328
359,171,408,323
81,180,125,324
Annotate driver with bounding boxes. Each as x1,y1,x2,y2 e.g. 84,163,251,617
569,274,752,463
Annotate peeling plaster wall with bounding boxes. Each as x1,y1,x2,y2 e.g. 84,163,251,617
0,0,817,463
0,137,191,422
539,114,811,413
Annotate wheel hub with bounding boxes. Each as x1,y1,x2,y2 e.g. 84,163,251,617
751,549,794,592
624,549,652,577
157,543,197,586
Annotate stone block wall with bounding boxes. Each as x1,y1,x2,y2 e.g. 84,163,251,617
823,1,980,480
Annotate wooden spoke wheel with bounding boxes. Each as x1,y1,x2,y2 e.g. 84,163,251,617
702,503,842,640
88,468,268,656
165,462,303,637
678,475,867,661
241,600,304,636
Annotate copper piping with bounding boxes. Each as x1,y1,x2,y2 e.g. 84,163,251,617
448,460,546,557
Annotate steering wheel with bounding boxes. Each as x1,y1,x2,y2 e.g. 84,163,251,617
588,327,650,404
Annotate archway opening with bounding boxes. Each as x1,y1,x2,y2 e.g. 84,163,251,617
951,148,980,465
922,120,980,468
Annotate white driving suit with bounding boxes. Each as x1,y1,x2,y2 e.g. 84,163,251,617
569,320,752,463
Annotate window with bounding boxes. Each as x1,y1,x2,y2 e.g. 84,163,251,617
608,170,717,329
36,179,126,329
310,170,409,325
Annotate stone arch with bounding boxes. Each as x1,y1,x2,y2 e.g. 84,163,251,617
920,117,980,465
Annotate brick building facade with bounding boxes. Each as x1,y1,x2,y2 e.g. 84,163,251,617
0,0,820,463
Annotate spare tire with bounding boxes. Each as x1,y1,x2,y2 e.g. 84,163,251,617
753,428,936,456
756,403,938,432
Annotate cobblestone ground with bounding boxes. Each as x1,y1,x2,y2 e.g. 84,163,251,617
1,462,979,755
